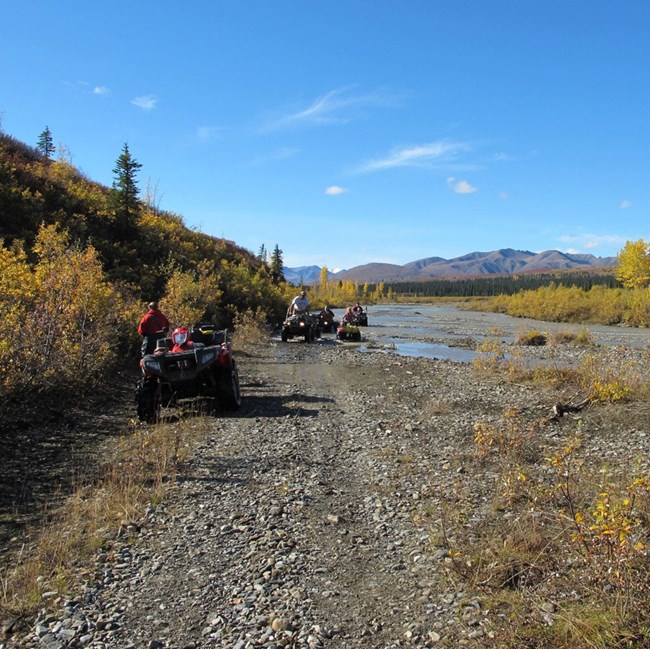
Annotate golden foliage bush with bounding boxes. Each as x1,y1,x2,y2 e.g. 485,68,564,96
0,224,125,397
481,283,650,327
616,238,650,289
161,263,223,330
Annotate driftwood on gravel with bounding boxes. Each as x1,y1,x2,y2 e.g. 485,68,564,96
550,395,590,421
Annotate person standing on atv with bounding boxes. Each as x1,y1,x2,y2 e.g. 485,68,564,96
138,301,170,357
289,290,310,315
352,302,364,314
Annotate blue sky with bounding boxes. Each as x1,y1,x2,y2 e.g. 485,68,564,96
2,1,649,271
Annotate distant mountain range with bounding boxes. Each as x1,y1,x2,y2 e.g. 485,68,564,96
285,249,617,285
283,265,325,285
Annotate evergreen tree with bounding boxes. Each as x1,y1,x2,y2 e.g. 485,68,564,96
270,244,285,285
37,126,55,159
258,244,268,263
110,143,142,233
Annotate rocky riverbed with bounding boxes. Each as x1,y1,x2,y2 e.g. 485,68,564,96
2,320,649,648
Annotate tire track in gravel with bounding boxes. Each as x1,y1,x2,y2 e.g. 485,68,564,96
268,340,434,648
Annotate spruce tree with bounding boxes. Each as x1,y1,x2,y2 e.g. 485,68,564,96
37,126,55,158
110,143,142,233
270,244,285,285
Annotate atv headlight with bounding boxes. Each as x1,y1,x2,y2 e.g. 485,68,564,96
143,359,161,372
299,321,305,327
202,351,215,362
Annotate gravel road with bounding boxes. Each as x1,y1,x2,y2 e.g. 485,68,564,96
4,306,650,649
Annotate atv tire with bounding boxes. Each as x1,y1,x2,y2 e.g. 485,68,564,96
219,360,242,411
136,378,160,424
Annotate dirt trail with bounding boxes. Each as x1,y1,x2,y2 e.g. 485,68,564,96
269,342,429,645
4,323,649,648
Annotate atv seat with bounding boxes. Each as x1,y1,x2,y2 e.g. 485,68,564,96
191,326,226,346
155,338,172,353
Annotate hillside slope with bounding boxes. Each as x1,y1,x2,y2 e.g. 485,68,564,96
0,133,270,310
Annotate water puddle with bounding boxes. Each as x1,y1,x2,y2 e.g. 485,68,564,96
360,339,481,363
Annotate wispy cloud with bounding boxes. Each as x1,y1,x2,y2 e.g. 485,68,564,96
131,95,158,111
355,140,469,174
619,199,633,209
261,86,398,132
325,185,346,196
498,192,510,200
65,80,110,96
558,233,627,252
196,126,223,140
251,147,301,166
447,176,477,194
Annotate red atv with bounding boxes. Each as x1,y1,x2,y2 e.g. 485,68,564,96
136,323,241,423
336,323,362,342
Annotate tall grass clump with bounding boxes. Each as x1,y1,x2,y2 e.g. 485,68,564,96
0,418,207,616
232,307,272,352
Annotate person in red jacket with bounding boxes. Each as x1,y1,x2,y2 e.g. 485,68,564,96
138,302,170,357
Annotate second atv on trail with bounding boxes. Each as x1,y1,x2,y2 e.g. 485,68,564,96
136,323,241,423
281,312,319,342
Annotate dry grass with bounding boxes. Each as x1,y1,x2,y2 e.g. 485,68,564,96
441,342,650,646
0,417,209,616
232,308,271,352
515,329,548,346
437,396,650,648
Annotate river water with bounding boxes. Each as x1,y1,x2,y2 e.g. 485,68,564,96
329,304,650,361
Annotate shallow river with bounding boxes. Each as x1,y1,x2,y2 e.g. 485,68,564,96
330,304,650,361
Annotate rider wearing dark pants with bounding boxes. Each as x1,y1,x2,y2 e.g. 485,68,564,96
138,302,170,357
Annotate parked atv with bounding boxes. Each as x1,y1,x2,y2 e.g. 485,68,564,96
317,310,339,334
336,323,362,342
136,323,241,423
350,309,368,327
281,311,319,342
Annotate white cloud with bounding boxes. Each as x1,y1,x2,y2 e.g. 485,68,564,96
262,86,398,131
93,86,110,95
620,199,633,209
325,185,346,196
447,176,477,194
356,141,469,174
131,95,158,111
